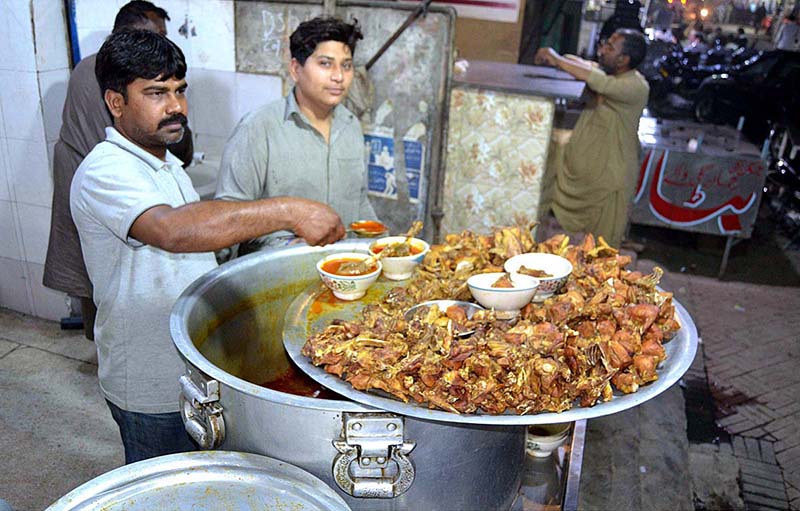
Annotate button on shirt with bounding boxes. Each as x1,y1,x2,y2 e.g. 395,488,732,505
71,127,217,413
215,90,376,246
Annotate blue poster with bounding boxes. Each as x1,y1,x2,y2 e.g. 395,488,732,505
403,139,424,204
364,132,397,200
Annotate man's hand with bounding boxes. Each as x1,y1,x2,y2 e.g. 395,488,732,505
286,199,345,246
535,47,560,67
535,47,594,82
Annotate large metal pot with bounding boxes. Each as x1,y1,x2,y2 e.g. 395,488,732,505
171,240,526,511
47,451,350,510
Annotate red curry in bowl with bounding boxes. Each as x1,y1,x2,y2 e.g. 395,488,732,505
320,257,378,276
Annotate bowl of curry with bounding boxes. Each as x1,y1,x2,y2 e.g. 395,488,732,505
368,236,430,281
316,252,382,301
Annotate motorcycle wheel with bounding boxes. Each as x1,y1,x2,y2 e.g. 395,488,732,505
694,92,722,124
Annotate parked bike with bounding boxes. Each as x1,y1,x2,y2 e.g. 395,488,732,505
645,44,760,118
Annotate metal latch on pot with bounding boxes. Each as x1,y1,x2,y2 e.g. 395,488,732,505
332,413,416,498
179,368,225,449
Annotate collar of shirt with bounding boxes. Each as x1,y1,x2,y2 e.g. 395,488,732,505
282,87,353,141
104,127,183,172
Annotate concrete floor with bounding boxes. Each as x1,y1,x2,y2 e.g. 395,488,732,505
1,217,798,510
0,311,122,511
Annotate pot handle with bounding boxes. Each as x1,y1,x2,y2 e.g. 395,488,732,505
331,413,416,498
332,441,416,498
179,373,226,449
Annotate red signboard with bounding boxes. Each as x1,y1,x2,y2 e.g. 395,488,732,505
630,147,767,238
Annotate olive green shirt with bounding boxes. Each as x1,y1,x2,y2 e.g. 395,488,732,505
552,67,649,247
215,90,376,250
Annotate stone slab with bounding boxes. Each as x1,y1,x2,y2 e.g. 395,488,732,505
689,446,745,511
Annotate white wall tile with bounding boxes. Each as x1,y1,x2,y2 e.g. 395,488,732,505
0,70,46,142
6,138,53,208
187,69,237,138
33,0,71,71
74,0,120,31
193,133,227,163
0,256,33,315
76,28,109,60
26,261,69,321
1,0,37,72
38,68,70,142
158,0,190,40
133,0,193,66
16,202,52,266
234,72,282,122
0,200,23,260
187,0,235,72
0,93,14,204
0,138,11,202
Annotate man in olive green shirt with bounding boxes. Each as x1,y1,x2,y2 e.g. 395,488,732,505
536,29,649,247
215,17,376,254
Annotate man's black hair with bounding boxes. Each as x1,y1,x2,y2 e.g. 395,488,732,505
615,28,648,69
289,17,363,65
95,29,186,100
113,1,170,33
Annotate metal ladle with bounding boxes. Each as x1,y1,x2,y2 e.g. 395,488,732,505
403,300,486,338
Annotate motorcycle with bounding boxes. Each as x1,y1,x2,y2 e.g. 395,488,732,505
763,122,800,248
646,44,760,118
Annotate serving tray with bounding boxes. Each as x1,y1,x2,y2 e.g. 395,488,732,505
283,279,698,426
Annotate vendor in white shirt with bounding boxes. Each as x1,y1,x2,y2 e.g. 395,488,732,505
71,29,344,464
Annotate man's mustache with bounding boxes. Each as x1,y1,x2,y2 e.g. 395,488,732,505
158,114,188,129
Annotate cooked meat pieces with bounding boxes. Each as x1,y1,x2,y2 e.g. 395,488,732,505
517,265,552,278
491,274,514,288
302,228,680,414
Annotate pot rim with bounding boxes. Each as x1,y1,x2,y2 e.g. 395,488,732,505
170,241,384,413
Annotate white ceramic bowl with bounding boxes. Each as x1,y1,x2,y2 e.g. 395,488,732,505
504,253,573,302
526,423,572,458
316,252,382,301
466,272,540,319
369,236,430,281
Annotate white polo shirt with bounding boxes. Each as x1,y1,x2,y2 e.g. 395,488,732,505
71,127,217,413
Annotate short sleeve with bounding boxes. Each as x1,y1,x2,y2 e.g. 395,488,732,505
75,151,169,247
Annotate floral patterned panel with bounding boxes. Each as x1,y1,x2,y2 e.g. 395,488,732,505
442,87,555,235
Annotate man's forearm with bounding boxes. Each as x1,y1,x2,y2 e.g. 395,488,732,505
551,54,594,82
133,198,297,253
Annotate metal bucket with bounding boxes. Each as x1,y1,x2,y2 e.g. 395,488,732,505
170,240,526,511
46,451,351,510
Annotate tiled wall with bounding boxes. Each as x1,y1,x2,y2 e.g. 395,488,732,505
0,0,283,320
0,0,72,320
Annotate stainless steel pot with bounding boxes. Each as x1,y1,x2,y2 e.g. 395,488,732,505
171,240,526,511
47,451,351,511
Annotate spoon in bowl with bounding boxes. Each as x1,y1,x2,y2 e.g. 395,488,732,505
403,299,486,338
338,221,423,275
